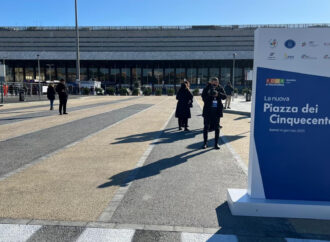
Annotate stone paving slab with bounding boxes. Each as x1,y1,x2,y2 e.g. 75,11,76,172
0,97,150,141
110,104,248,228
0,97,139,125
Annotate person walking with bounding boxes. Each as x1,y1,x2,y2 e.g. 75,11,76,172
175,82,193,131
224,82,234,109
56,79,68,115
202,77,227,149
47,83,56,110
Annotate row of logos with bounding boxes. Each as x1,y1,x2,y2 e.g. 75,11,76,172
269,39,330,49
267,52,330,60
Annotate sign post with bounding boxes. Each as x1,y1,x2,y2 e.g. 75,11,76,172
227,28,330,220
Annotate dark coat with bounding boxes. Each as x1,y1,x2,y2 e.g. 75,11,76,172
47,85,55,100
202,84,227,119
56,83,68,100
175,87,193,119
225,84,234,95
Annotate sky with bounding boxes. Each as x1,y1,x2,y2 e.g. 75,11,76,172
0,0,330,27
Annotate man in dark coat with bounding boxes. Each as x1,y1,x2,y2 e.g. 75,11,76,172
224,82,234,109
56,79,68,115
202,77,227,149
47,83,56,110
175,82,193,131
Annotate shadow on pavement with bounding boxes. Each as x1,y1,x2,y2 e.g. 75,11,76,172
111,127,203,145
207,202,330,241
98,149,210,188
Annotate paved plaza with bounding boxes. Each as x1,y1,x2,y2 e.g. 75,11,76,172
0,96,330,241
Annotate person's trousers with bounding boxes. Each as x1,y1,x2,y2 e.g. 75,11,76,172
178,117,188,128
203,117,220,146
59,98,67,114
225,96,231,108
50,99,54,110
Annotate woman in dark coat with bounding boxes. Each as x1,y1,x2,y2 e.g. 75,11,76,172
47,83,56,110
175,82,193,131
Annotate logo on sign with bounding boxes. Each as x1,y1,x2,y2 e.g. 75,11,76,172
284,53,294,60
268,52,276,60
266,78,285,86
302,42,307,47
301,54,317,60
269,39,278,48
308,41,318,47
284,39,296,49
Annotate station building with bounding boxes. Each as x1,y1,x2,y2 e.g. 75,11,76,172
0,24,327,90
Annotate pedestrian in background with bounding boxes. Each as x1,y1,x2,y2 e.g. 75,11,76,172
201,77,226,149
47,83,55,110
56,79,68,115
224,82,234,109
175,82,193,131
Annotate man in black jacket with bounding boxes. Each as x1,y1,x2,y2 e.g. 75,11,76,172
56,79,68,115
202,77,227,149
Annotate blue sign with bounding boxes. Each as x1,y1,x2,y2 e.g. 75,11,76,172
254,67,330,201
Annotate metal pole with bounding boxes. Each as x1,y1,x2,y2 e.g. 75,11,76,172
75,0,81,95
232,53,237,101
37,54,41,100
0,58,6,104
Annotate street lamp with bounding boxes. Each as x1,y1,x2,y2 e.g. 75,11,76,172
46,64,54,82
37,54,41,100
232,52,237,100
75,0,81,94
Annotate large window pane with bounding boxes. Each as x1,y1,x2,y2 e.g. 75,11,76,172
153,68,163,85
25,67,34,81
164,68,175,85
56,67,66,81
132,67,141,85
234,67,243,89
221,67,231,85
6,66,14,82
46,65,55,81
110,68,120,84
121,68,130,86
197,68,208,85
176,68,185,84
99,67,109,82
142,68,152,85
80,67,88,81
187,68,197,85
67,67,76,82
15,67,24,82
89,67,98,81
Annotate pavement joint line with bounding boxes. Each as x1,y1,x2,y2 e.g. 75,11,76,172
0,96,140,142
0,102,156,183
97,99,175,223
195,97,248,175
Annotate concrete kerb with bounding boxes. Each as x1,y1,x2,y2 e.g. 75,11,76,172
0,217,222,234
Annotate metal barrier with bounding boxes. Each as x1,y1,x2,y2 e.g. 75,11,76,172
1,82,44,103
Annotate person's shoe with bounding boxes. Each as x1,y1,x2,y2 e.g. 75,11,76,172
184,128,190,131
59,113,62,115
220,125,223,129
63,113,68,115
224,107,226,110
202,143,208,149
179,127,182,131
228,107,231,109
214,144,220,150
